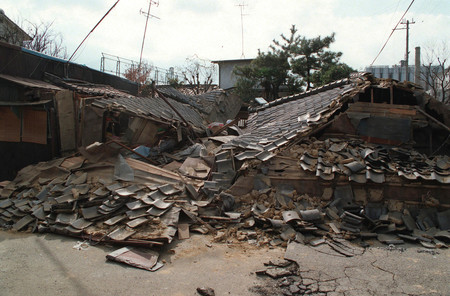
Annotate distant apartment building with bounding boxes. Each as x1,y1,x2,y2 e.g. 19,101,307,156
366,64,448,102
364,64,416,83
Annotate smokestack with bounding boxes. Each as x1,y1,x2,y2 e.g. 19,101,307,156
415,47,421,85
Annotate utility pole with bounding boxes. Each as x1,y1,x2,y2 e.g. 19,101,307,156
236,2,248,58
399,19,415,81
139,0,160,72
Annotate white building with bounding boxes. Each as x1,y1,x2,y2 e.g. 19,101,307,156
212,59,253,90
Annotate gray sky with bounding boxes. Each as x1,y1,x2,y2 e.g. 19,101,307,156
2,0,449,78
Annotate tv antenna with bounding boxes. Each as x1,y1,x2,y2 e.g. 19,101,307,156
138,0,160,71
236,2,248,58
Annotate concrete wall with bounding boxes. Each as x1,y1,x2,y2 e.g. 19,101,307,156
214,59,253,90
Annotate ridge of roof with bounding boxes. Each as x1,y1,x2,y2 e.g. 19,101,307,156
250,78,351,112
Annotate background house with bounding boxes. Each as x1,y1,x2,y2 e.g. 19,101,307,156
212,58,253,90
0,9,31,46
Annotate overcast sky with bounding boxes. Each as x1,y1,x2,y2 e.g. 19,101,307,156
2,0,449,79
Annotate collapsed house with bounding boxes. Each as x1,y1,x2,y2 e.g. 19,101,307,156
0,41,138,180
208,72,450,245
0,41,242,181
1,57,449,268
220,73,449,200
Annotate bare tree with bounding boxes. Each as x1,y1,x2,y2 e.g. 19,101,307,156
420,42,450,104
23,21,67,58
124,61,153,96
181,55,216,94
124,62,153,85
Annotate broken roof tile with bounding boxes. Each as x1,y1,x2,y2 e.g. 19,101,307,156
107,227,136,241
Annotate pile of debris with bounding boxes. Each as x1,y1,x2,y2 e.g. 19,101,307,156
216,179,450,252
285,138,450,183
0,144,212,251
1,142,449,256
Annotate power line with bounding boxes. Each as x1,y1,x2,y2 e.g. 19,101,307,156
68,0,121,62
370,0,415,66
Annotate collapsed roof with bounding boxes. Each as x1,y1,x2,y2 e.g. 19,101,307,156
1,72,449,264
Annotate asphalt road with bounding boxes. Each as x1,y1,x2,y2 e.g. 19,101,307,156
0,231,448,296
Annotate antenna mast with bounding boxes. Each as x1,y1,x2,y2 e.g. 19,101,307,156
237,2,248,58
139,0,160,71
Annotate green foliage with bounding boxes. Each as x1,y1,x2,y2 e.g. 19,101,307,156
233,51,289,101
233,76,258,103
253,50,290,100
311,63,355,87
282,25,342,90
234,25,354,101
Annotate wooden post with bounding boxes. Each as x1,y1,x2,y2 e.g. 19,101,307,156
370,88,374,103
429,127,433,155
390,85,394,104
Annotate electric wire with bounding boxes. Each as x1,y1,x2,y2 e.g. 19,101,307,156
68,0,120,62
370,0,415,66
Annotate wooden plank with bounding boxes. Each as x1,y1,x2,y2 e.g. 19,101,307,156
21,108,47,144
360,136,403,145
389,108,417,116
55,90,76,152
348,103,424,119
347,110,424,121
350,102,416,110
0,107,20,142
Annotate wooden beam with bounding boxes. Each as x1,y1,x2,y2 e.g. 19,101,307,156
154,88,190,127
211,118,239,136
416,107,450,132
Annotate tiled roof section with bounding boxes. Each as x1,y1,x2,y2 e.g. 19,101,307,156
57,80,132,97
52,79,205,129
176,85,220,97
157,86,227,113
192,89,226,103
157,85,203,111
292,138,450,184
223,80,355,161
92,95,205,129
251,79,350,112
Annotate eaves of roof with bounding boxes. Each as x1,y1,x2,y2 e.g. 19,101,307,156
0,73,62,91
